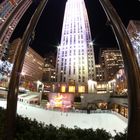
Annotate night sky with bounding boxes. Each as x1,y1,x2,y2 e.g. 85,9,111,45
10,0,140,63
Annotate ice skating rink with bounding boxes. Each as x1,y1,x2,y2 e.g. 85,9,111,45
0,100,127,136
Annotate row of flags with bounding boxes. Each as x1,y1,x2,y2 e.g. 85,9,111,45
3,0,40,6
0,0,16,5
9,0,16,5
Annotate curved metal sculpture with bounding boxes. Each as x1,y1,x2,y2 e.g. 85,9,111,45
99,0,140,139
4,0,48,140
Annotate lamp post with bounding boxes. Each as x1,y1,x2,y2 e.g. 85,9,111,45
4,1,48,140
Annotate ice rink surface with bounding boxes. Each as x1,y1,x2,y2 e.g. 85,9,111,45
0,100,127,136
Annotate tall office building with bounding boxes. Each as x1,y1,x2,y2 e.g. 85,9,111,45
99,48,124,81
43,52,56,83
95,64,105,82
56,0,96,85
8,38,44,82
0,0,32,59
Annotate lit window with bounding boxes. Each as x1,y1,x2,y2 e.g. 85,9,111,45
78,86,85,93
68,86,75,93
61,85,66,92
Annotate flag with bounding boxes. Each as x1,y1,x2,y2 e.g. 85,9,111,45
9,0,16,5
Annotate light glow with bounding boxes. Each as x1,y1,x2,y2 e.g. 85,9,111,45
68,86,75,93
78,86,85,93
61,85,66,92
48,93,74,108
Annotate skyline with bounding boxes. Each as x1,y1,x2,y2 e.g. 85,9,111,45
0,1,139,139
10,0,140,63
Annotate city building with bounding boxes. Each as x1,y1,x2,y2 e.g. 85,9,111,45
42,52,56,83
55,0,96,94
0,0,32,59
21,47,45,82
8,38,21,63
44,51,56,67
8,38,44,89
108,68,128,118
114,69,127,95
95,64,107,94
127,20,140,67
95,64,105,82
99,48,124,81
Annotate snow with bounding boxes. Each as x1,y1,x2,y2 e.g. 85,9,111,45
0,100,127,136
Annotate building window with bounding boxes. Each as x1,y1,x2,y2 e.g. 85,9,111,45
60,74,63,81
82,76,85,82
69,66,71,75
68,86,75,93
61,85,66,92
78,86,85,93
64,77,66,82
73,67,75,74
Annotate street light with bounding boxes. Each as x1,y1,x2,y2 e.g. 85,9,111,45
89,41,93,46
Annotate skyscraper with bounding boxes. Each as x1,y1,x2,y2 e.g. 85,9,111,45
0,0,32,59
56,0,96,86
99,48,124,81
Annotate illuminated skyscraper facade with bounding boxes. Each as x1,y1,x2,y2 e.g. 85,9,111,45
0,0,32,59
56,0,96,85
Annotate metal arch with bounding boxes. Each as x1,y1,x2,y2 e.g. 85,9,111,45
99,0,140,139
4,0,48,140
